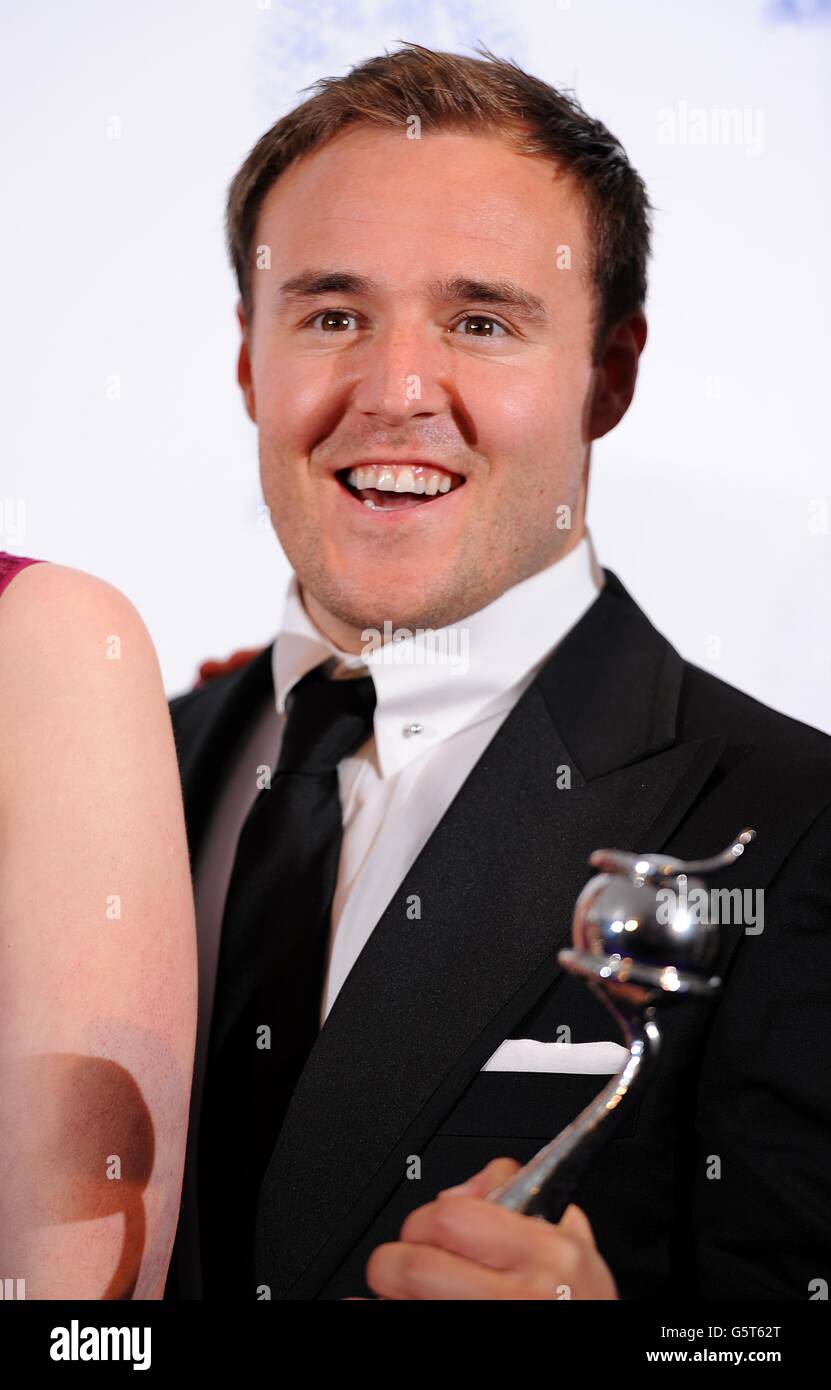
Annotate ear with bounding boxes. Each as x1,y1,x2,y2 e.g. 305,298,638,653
236,301,256,423
586,310,648,443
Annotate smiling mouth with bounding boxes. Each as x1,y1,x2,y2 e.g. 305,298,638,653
335,463,466,511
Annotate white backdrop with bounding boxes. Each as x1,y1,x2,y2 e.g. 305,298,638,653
3,0,829,731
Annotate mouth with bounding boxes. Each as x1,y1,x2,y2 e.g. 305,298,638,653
334,462,466,513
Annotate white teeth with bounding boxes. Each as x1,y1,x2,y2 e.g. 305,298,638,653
393,467,416,493
344,464,458,497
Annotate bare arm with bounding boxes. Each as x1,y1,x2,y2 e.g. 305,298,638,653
0,563,197,1299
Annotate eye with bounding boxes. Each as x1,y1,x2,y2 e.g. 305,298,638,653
449,314,511,340
304,308,361,332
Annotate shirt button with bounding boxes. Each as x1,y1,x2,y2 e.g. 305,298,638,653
402,722,424,738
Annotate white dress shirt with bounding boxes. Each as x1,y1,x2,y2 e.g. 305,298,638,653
176,528,604,1296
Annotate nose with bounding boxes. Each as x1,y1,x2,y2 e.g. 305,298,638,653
350,315,452,424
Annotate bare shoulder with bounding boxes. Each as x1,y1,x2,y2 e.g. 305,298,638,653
0,564,173,776
0,559,182,860
0,557,144,613
0,561,163,694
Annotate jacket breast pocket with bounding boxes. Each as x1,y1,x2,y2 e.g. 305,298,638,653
436,1069,641,1142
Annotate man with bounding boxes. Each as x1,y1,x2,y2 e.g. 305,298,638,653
164,42,831,1301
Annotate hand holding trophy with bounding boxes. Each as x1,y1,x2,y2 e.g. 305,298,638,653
361,827,758,1300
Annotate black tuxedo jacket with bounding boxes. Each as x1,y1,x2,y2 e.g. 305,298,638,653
165,568,831,1300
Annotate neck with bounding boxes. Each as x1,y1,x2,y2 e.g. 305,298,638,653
300,588,372,655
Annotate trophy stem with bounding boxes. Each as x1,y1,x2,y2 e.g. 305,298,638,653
487,994,660,1219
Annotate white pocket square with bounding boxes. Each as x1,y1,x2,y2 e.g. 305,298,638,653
481,1039,628,1074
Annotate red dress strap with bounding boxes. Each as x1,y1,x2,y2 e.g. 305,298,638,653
0,551,45,599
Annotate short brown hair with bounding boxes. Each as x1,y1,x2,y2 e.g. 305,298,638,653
226,40,653,363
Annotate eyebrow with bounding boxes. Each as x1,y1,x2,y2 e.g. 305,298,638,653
273,269,550,327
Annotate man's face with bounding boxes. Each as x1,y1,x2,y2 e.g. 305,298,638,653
239,126,637,646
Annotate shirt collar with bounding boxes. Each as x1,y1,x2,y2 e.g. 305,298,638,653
272,528,605,779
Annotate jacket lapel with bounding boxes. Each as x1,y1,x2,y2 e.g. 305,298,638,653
250,569,726,1298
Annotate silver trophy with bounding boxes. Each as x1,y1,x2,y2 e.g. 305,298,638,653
487,827,757,1218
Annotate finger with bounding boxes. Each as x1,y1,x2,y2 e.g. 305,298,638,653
400,1192,568,1274
437,1156,520,1199
366,1239,526,1301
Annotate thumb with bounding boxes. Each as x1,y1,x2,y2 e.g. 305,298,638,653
438,1156,521,1199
